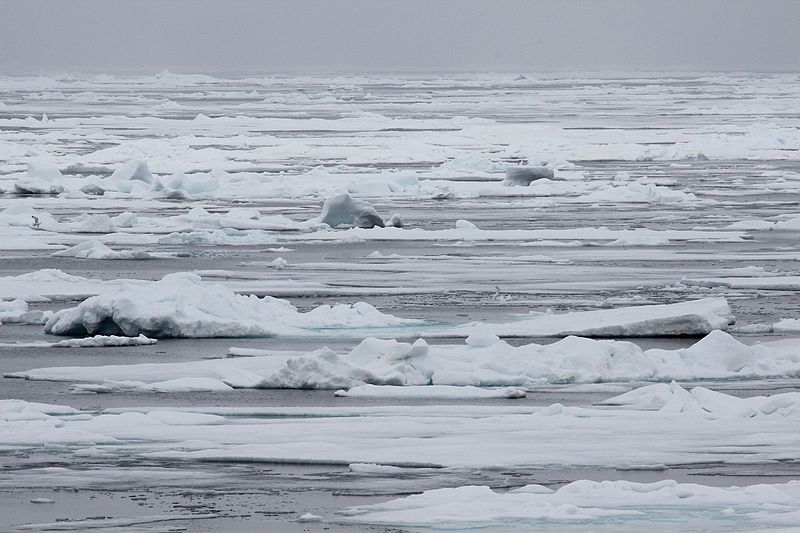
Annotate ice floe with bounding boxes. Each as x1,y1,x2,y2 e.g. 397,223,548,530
285,222,746,245
337,479,800,529
438,297,733,338
318,193,385,228
10,330,800,389
0,298,52,325
2,383,800,468
43,272,420,338
503,165,555,186
52,334,157,348
334,384,526,399
13,158,65,195
51,240,152,259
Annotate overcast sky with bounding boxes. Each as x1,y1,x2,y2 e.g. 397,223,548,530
2,0,799,73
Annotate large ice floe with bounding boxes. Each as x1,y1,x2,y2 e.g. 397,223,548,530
285,222,746,245
435,297,733,338
336,479,800,530
43,272,419,338
1,382,799,468
10,330,800,390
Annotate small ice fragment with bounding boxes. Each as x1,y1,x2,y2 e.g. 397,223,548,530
504,166,555,186
297,512,322,522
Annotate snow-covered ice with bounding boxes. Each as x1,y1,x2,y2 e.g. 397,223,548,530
2,71,800,531
318,193,385,228
438,297,733,338
334,384,527,399
9,330,800,389
2,381,800,469
51,240,152,260
43,272,420,338
337,480,800,529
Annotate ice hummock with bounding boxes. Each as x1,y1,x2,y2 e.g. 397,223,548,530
13,330,800,389
438,297,733,338
0,298,52,325
13,158,65,195
51,240,152,260
319,193,385,229
43,272,419,338
337,479,800,529
503,165,555,186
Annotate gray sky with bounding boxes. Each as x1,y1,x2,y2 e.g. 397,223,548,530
2,0,799,73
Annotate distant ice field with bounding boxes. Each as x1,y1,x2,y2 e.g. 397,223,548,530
1,72,799,531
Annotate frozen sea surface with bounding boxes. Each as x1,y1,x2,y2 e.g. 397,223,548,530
1,72,800,531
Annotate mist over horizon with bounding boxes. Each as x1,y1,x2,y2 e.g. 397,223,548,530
2,0,799,74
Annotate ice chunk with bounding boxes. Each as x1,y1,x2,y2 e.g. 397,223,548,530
71,213,117,233
109,159,154,184
52,334,157,348
51,240,152,260
604,381,800,418
43,272,418,338
503,166,555,186
0,298,51,325
335,385,526,398
319,193,385,228
442,297,733,338
14,158,65,194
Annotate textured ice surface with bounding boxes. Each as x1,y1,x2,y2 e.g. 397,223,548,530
10,330,800,388
503,166,555,185
2,72,800,531
2,384,800,468
438,297,733,337
334,384,527,399
338,479,800,529
43,272,419,338
0,298,51,325
318,193,385,228
51,240,152,260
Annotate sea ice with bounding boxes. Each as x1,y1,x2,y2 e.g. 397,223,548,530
43,272,419,338
503,166,555,186
0,298,51,325
52,334,157,348
335,384,527,399
337,479,800,529
318,193,385,228
10,330,800,389
2,384,799,469
13,158,65,195
438,297,733,338
51,240,152,260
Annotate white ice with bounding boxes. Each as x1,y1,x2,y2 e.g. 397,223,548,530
337,479,800,530
9,330,800,389
437,297,732,338
43,272,420,338
2,382,800,469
